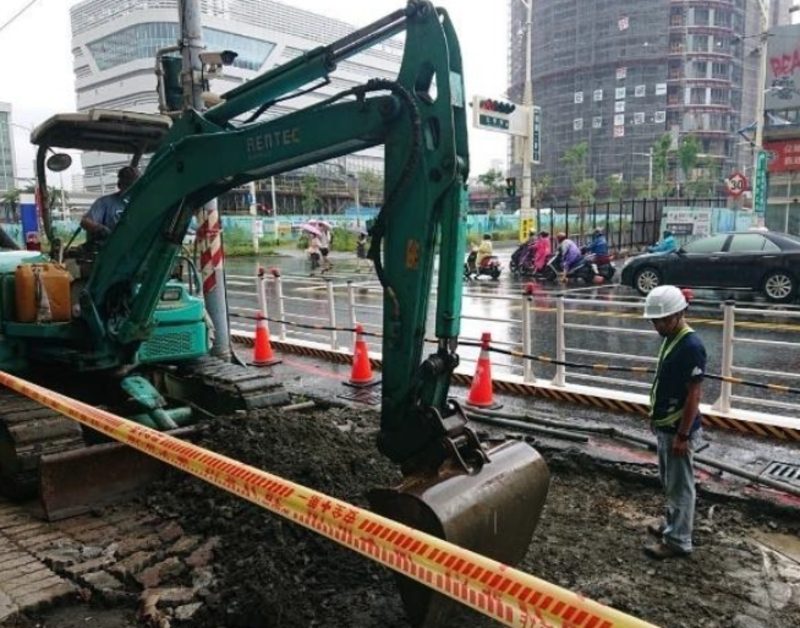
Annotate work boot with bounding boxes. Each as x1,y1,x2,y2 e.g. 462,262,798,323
643,542,690,560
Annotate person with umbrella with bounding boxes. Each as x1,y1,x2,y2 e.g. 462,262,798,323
301,223,322,275
313,220,333,273
356,230,370,272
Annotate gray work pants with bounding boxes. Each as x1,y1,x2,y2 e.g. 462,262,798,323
655,429,700,553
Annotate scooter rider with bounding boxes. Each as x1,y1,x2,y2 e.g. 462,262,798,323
477,233,493,267
649,229,677,254
555,232,582,281
533,231,551,273
586,227,609,257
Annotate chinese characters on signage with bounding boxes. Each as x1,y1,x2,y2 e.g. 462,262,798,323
764,140,800,173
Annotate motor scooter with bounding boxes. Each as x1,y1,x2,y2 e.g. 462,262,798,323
542,254,597,284
582,252,616,282
464,250,502,280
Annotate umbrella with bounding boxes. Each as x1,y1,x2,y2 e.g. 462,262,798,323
300,223,322,237
309,219,332,230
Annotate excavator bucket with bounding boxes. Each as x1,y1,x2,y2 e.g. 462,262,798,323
368,439,549,627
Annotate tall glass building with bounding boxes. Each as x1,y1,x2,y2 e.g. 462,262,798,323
0,103,17,195
70,0,402,209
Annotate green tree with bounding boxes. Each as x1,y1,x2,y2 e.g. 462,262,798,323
477,168,505,200
652,133,674,196
1,187,20,219
561,142,597,206
533,174,552,207
358,170,383,204
677,135,701,183
631,177,649,199
301,175,321,213
606,175,624,202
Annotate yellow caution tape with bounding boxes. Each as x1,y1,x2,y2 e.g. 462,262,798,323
0,371,656,628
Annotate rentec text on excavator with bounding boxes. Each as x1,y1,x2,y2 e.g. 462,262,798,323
0,2,549,625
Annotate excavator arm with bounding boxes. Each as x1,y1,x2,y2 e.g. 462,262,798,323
85,1,469,468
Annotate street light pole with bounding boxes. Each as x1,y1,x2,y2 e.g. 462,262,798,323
520,0,533,227
754,0,769,227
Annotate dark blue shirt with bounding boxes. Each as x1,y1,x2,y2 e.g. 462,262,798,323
650,329,706,431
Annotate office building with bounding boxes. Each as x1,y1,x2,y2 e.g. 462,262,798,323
0,103,17,195
70,0,402,210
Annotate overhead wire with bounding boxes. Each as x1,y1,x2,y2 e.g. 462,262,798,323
0,0,42,35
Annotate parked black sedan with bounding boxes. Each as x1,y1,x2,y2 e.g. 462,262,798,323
621,230,800,303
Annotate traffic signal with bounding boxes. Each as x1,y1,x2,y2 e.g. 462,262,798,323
505,177,516,197
479,99,517,114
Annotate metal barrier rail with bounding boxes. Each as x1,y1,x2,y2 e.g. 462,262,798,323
239,273,800,416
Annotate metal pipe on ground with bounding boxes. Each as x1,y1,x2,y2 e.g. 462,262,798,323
465,412,589,443
466,407,800,500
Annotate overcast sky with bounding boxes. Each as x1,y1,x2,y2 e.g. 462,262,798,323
1,0,510,185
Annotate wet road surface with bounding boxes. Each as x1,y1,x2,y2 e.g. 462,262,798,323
222,244,800,417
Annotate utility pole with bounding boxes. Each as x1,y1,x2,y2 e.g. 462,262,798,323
520,0,534,237
178,0,231,359
249,180,259,254
270,176,279,242
753,0,769,227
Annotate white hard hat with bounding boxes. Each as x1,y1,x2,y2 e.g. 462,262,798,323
643,285,688,319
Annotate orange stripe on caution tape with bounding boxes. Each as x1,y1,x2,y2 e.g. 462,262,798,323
0,370,654,628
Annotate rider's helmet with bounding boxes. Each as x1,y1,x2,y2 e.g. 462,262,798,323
556,232,567,242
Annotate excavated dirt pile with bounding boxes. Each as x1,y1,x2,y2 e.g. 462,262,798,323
141,406,800,628
144,407,410,627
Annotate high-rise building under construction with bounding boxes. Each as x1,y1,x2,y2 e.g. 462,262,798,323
507,0,791,200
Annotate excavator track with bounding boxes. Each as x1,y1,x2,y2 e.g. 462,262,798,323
0,388,85,499
163,355,290,415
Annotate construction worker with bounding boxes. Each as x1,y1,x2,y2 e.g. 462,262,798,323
80,166,139,242
642,285,706,560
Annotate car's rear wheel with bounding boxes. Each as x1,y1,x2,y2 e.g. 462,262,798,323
762,271,796,303
633,267,661,295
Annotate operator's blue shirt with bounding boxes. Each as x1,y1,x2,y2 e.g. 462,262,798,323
650,329,706,432
83,192,126,240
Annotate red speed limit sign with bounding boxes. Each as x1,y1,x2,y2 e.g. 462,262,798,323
726,172,748,198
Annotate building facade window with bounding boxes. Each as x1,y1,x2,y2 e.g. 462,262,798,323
87,22,275,72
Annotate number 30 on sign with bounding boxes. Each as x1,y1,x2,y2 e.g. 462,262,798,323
725,172,748,198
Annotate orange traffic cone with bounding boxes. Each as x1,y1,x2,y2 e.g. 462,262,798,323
345,324,379,388
466,332,502,409
251,313,281,366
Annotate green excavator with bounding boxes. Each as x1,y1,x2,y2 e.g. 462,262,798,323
0,2,549,624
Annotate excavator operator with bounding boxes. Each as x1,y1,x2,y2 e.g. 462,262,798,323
80,166,139,242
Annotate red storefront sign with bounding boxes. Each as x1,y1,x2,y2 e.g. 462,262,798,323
765,140,800,173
